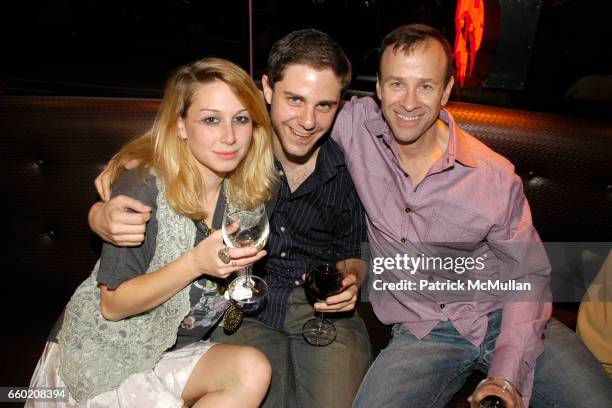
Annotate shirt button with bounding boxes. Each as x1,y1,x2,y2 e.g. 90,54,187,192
541,333,546,340
405,207,411,213
278,170,285,177
280,252,286,258
401,238,406,243
439,304,445,309
280,226,286,232
294,280,301,286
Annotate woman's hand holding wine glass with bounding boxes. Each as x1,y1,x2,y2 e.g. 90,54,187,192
188,227,267,281
222,202,270,304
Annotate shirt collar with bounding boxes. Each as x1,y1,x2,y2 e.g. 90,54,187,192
439,107,478,168
364,104,478,169
317,136,346,179
364,103,394,146
273,136,345,188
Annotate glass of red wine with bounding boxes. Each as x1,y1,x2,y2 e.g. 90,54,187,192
471,377,521,408
302,249,347,346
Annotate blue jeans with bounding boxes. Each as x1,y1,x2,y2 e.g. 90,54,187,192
211,287,372,408
353,311,612,407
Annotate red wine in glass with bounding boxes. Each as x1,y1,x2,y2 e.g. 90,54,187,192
471,378,518,408
476,396,506,408
305,264,344,301
302,251,346,346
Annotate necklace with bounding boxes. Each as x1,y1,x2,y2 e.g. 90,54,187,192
195,216,243,333
195,219,212,238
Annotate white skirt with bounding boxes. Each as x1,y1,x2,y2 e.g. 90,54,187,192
26,340,216,407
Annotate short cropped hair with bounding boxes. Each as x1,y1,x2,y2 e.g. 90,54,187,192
266,29,352,91
379,24,454,84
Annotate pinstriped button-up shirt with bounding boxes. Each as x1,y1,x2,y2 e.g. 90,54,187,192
254,137,367,329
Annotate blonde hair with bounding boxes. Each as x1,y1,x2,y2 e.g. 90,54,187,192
107,58,276,220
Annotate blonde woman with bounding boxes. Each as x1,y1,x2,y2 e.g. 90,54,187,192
27,58,276,407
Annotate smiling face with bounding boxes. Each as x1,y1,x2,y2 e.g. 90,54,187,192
177,80,253,181
376,39,454,147
262,64,342,163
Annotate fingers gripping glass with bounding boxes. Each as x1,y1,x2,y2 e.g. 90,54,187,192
222,203,269,305
471,378,522,408
302,249,347,346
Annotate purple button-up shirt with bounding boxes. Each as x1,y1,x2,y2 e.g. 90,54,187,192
332,96,552,402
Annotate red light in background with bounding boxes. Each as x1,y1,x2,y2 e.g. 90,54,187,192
454,0,486,86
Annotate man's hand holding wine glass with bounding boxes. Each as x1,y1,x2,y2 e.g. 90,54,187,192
311,258,365,313
469,377,524,408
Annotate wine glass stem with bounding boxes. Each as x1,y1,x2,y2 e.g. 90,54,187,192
318,312,325,330
243,265,254,289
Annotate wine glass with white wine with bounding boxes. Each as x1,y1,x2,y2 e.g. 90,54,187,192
222,202,269,305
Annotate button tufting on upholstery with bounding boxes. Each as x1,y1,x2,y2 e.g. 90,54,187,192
528,176,546,187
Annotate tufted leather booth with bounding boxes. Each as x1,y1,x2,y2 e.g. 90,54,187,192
1,96,611,405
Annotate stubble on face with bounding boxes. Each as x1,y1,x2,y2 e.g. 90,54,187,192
262,64,342,166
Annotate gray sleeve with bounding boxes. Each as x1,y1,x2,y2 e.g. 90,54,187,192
96,169,159,289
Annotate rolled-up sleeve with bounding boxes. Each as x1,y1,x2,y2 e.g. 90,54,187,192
487,174,552,404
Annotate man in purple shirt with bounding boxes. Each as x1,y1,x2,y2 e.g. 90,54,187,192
332,24,612,407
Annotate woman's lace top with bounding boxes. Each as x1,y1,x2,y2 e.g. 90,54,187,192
57,174,195,402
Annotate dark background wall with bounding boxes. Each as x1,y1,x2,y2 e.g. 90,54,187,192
1,0,611,119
